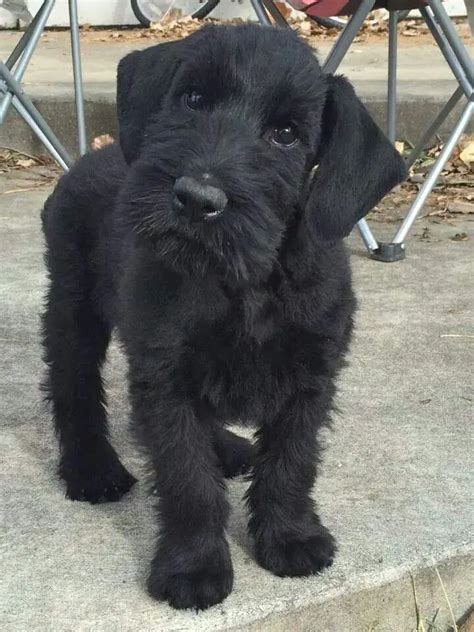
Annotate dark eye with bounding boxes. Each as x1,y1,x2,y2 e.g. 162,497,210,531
184,91,204,110
271,125,298,147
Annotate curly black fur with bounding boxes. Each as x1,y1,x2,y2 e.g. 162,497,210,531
41,24,406,610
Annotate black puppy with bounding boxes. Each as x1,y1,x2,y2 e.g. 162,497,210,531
41,24,406,610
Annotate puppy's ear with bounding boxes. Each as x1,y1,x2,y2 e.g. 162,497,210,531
304,75,407,240
117,40,182,163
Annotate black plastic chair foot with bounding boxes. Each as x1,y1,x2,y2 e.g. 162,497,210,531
370,242,406,262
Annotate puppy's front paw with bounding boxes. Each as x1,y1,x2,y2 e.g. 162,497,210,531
60,443,136,504
255,521,336,577
148,539,233,610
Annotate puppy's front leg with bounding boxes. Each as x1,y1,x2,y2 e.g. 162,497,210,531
131,383,232,610
247,392,336,577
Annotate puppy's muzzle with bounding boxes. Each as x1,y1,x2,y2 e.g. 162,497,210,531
173,176,228,223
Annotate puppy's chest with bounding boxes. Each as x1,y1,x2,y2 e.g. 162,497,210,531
184,290,325,420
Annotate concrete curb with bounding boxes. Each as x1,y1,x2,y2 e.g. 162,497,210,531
239,548,473,631
1,92,472,159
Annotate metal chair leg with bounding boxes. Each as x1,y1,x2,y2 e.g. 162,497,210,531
357,218,379,252
68,0,87,155
421,7,473,98
406,86,464,169
250,0,272,25
0,0,55,123
323,0,376,74
392,98,474,245
11,97,71,170
261,0,289,27
6,0,48,70
1,0,88,166
0,61,73,168
387,10,398,143
427,0,473,83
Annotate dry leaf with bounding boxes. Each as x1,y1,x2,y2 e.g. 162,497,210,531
91,134,115,151
459,141,474,167
16,158,36,168
447,201,474,215
395,141,405,155
298,20,312,36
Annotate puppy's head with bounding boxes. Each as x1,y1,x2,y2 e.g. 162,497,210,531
118,24,406,281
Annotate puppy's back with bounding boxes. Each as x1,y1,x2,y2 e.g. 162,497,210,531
41,144,128,326
42,144,127,235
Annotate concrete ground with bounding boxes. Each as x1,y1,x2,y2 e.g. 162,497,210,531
1,29,473,157
0,169,473,630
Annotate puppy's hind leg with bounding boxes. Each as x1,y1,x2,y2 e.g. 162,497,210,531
42,204,136,504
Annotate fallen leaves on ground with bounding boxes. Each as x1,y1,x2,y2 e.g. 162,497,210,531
15,158,36,168
80,13,210,43
75,14,471,45
0,147,60,195
368,133,474,226
295,9,411,43
0,147,51,172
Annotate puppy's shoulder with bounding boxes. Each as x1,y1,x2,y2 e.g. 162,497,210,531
277,240,355,329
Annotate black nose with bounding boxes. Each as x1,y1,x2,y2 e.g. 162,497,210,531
173,176,228,222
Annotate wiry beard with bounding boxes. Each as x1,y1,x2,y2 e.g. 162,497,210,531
122,193,285,285
117,151,290,284
148,217,283,284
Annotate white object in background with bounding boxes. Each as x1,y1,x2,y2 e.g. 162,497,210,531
21,0,253,25
0,0,469,27
25,0,138,26
0,0,32,24
443,0,471,18
464,0,474,33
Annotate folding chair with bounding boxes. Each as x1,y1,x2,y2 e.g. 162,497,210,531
250,0,474,261
0,0,86,170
